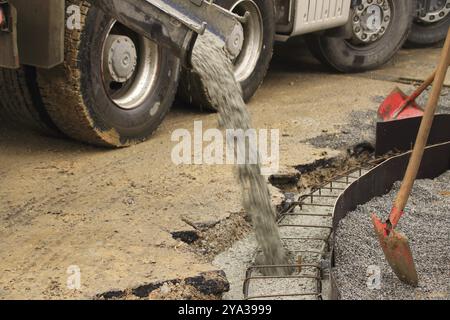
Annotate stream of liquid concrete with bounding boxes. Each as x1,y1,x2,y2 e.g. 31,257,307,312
190,33,290,275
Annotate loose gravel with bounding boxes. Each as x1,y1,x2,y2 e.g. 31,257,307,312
304,110,377,150
305,87,450,151
334,171,450,300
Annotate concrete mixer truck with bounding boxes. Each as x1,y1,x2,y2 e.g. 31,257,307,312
0,0,418,146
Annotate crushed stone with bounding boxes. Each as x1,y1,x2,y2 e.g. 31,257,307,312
334,171,450,300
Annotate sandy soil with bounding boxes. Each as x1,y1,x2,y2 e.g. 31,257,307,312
0,45,446,299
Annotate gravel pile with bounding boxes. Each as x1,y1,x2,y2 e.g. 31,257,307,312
334,171,450,300
417,87,450,114
305,87,450,152
305,110,377,150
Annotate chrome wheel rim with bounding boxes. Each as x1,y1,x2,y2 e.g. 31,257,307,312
102,21,160,110
230,0,264,83
351,0,392,44
418,0,450,23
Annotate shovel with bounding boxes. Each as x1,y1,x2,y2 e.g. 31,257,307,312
372,28,450,287
377,74,430,121
378,53,450,122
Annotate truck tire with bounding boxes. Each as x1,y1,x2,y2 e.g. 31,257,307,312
306,0,414,73
0,67,57,133
37,0,180,147
407,2,450,46
179,0,275,111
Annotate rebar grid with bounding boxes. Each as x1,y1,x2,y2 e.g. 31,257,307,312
242,166,372,300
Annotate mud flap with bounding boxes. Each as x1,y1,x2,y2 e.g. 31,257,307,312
0,3,19,69
10,0,65,68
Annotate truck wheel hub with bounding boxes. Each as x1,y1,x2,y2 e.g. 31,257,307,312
352,0,391,44
105,35,138,83
418,0,450,23
230,0,263,83
226,23,245,58
101,22,160,111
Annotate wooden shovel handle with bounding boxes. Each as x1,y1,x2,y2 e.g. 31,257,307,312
400,49,450,109
403,52,450,106
392,72,436,118
408,72,436,102
393,28,450,214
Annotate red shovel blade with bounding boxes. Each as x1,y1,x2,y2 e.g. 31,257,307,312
378,88,424,122
371,213,419,287
0,7,5,27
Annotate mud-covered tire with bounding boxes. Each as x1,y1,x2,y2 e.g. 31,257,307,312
0,66,57,133
306,0,414,73
37,0,180,147
407,15,450,47
179,0,275,111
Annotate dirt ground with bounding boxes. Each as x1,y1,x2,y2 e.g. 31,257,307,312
0,43,446,299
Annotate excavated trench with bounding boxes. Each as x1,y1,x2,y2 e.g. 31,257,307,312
208,98,450,300
94,149,376,300
213,156,377,300
93,92,449,300
210,144,449,300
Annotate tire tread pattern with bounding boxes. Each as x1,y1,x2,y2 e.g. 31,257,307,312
37,0,119,146
0,66,56,133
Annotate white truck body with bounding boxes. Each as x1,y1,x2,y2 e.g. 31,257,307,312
276,0,352,40
291,0,352,35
